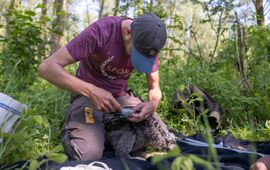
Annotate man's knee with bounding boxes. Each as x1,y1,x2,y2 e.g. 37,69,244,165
61,131,104,160
65,139,104,160
80,144,104,160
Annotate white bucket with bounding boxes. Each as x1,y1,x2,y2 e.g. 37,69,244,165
0,93,26,135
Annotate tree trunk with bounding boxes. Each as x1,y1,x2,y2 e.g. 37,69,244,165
50,0,66,55
165,0,176,58
149,0,153,12
0,1,6,13
209,10,223,67
98,0,105,19
5,0,15,34
236,12,244,77
113,0,119,16
85,0,90,23
39,0,48,58
254,0,264,26
235,12,250,90
40,0,47,41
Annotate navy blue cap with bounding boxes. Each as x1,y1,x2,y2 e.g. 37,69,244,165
131,12,167,73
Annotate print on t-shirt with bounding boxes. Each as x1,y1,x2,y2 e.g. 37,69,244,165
100,55,132,80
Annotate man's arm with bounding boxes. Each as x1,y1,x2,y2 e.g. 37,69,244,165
38,47,90,96
38,47,121,112
129,70,161,123
146,70,162,110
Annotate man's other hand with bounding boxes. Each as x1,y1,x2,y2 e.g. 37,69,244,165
128,102,155,123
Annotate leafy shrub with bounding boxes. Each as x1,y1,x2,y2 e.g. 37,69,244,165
0,109,67,166
0,9,45,91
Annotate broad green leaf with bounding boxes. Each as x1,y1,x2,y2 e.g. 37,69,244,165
47,153,67,164
189,155,214,170
47,144,64,154
171,157,183,170
151,146,180,165
36,4,45,9
29,160,39,170
181,157,193,170
265,120,270,129
25,10,36,16
33,115,43,125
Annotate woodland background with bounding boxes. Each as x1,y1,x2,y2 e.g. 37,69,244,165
0,0,270,168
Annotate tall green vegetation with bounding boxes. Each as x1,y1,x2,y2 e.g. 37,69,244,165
0,9,44,92
0,7,69,167
0,0,270,169
128,0,270,135
0,0,77,166
216,26,270,121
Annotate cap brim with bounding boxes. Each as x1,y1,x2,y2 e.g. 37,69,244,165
131,48,156,73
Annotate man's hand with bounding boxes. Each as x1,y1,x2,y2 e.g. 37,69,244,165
88,85,121,113
38,47,120,113
128,102,156,123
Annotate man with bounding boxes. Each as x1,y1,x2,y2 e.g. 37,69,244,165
38,12,168,160
250,156,270,170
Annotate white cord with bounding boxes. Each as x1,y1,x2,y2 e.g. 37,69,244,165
59,161,113,170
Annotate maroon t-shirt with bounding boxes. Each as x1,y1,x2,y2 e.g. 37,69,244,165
66,16,158,97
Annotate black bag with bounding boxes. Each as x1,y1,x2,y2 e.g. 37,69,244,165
171,85,224,130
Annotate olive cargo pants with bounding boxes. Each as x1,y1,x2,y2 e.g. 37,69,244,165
60,93,167,160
